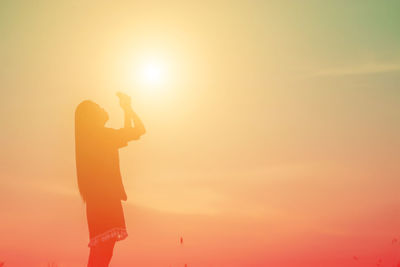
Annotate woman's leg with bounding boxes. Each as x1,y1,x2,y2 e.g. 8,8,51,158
87,239,116,267
101,240,116,266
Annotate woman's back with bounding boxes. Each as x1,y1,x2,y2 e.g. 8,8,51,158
75,127,128,202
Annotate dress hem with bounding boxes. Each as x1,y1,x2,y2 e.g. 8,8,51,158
88,227,128,247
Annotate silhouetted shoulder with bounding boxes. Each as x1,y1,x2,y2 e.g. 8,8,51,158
103,127,142,148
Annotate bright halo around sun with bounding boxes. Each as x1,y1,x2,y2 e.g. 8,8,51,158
121,49,181,98
141,60,166,87
128,55,173,96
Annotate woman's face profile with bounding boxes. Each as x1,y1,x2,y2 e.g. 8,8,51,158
96,104,109,126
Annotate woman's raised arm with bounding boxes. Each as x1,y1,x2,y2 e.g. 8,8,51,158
117,92,146,140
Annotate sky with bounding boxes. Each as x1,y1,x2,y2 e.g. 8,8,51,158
1,0,400,266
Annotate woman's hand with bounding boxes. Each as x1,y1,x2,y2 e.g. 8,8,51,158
116,92,132,111
116,92,146,135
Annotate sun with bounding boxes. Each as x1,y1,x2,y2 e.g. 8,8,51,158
122,51,177,97
130,56,171,94
141,60,166,86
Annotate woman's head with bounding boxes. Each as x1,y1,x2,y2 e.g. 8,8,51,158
75,100,109,130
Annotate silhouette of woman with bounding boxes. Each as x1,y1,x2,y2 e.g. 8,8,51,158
75,93,146,267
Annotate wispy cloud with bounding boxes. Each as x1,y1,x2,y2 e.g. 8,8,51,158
311,63,400,77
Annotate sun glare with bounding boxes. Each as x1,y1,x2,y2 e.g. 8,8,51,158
123,51,179,96
141,60,166,86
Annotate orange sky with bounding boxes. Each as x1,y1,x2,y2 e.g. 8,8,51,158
1,0,400,266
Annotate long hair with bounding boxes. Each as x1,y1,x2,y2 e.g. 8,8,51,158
74,100,108,201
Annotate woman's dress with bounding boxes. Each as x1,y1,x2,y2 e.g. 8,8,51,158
76,127,132,247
